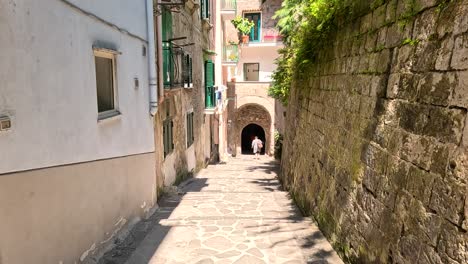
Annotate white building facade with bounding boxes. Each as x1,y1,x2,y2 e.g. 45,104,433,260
0,0,158,263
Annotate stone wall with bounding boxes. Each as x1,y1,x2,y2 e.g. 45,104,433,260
281,0,468,263
154,4,213,187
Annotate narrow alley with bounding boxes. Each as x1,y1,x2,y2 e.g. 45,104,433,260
98,157,343,264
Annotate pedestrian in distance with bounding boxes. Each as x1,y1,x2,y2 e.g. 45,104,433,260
251,136,263,160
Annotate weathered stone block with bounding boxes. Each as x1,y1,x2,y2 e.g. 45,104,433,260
397,102,429,134
385,0,398,24
430,142,453,176
392,44,415,73
422,106,466,144
451,34,468,70
386,22,414,48
402,198,442,247
406,165,437,204
386,73,420,101
447,147,468,185
437,221,468,263
414,0,438,11
413,9,438,41
453,2,468,35
430,177,466,225
435,37,454,71
373,5,387,29
417,72,456,106
413,40,439,72
418,245,444,264
361,13,374,34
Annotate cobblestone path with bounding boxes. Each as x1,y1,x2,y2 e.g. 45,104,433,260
99,157,343,264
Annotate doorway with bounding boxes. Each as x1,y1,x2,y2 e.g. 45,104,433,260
241,124,266,154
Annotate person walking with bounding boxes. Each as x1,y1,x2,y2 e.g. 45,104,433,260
251,136,263,160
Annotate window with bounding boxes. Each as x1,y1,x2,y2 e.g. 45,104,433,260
205,60,216,108
163,118,174,157
94,50,118,118
162,8,173,88
183,54,193,88
200,0,210,19
186,112,194,147
244,63,259,81
244,13,261,42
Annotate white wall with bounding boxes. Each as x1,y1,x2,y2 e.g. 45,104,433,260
237,45,282,82
0,0,155,173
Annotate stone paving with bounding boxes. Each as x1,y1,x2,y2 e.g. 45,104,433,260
99,156,343,264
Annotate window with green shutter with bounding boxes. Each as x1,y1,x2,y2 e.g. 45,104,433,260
162,8,173,88
205,60,215,108
200,0,210,19
186,112,194,147
183,54,193,88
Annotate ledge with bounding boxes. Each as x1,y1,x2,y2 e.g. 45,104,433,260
98,110,122,123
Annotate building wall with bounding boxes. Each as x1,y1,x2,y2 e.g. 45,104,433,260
237,46,282,82
281,1,468,263
0,0,158,262
0,153,156,264
154,3,214,187
0,0,155,174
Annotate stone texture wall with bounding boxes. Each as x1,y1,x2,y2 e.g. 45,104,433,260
154,4,213,187
281,0,468,263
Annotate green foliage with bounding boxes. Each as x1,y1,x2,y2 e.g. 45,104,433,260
274,131,284,160
231,16,255,35
270,0,366,105
401,38,419,46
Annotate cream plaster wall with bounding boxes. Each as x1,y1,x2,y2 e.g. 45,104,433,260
0,153,156,264
237,46,282,82
0,0,155,174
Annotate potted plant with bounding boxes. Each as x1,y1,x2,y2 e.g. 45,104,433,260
231,16,255,44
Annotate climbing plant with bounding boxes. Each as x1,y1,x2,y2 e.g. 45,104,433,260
269,0,377,105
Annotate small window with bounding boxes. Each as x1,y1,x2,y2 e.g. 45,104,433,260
162,8,173,88
94,50,118,118
163,118,174,157
183,54,193,88
200,0,210,19
244,13,261,42
244,63,259,81
186,112,194,147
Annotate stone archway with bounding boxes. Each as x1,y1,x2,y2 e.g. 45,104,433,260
233,104,272,155
241,124,266,154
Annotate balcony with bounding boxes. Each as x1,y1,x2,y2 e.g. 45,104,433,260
222,44,239,64
221,0,236,20
242,29,284,48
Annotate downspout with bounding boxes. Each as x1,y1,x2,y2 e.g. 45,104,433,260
156,2,164,103
147,0,158,116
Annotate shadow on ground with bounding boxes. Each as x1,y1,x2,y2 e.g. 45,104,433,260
96,158,342,264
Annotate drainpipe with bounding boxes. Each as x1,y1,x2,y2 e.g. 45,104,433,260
147,0,158,116
156,2,164,103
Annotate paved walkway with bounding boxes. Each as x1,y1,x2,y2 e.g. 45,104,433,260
99,156,343,264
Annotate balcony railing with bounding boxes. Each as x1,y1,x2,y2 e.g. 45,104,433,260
222,44,239,63
205,86,216,109
221,0,236,11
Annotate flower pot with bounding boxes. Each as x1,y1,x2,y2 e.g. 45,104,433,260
241,35,250,44
231,77,236,82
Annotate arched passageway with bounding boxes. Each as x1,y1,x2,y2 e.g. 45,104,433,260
241,124,266,155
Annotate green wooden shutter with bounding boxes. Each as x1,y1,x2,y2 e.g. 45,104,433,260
205,60,215,108
205,0,210,19
162,9,173,88
170,120,174,150
200,0,206,19
189,57,193,87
